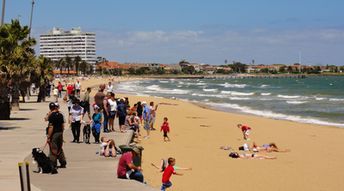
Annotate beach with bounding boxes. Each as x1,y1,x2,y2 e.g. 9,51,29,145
111,79,344,191
1,76,344,191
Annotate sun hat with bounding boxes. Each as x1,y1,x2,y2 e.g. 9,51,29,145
132,147,141,155
142,101,147,105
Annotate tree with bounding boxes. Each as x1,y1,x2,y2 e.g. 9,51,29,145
65,55,72,75
229,62,247,73
79,60,88,75
279,66,286,73
0,19,36,112
32,56,54,102
0,19,38,118
181,65,195,74
73,56,81,75
56,58,65,75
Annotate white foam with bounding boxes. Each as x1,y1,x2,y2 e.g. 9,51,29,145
260,84,269,88
329,98,344,102
261,93,271,96
229,97,251,100
286,101,307,105
277,95,301,99
159,80,169,83
219,83,247,88
207,102,344,128
146,85,189,94
203,88,218,92
221,91,255,96
315,97,326,101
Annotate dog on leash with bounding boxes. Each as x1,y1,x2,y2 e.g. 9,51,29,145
32,148,58,174
83,124,91,144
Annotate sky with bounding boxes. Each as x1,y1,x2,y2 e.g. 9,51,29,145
3,0,344,65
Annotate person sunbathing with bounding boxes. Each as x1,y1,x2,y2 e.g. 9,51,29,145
252,142,290,153
229,152,276,160
100,137,117,157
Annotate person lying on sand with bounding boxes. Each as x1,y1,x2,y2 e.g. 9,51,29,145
151,159,192,172
229,152,276,160
100,137,117,157
252,142,290,153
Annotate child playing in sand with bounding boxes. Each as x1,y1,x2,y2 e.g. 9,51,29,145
237,124,251,140
160,117,170,142
161,158,183,191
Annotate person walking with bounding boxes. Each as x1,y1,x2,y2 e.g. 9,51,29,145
142,101,151,139
102,93,110,133
82,87,92,120
69,99,84,143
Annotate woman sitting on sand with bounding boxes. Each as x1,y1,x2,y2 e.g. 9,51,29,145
151,159,192,172
100,137,117,157
229,152,276,160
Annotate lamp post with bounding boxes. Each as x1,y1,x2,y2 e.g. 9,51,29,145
29,0,35,38
1,0,5,26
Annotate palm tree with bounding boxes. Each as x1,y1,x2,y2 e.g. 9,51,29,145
65,55,72,75
73,56,81,75
79,60,88,75
0,19,36,113
55,58,65,75
32,56,54,102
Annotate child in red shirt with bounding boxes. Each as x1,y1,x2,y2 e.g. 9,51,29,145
160,117,170,142
161,158,182,191
237,124,252,140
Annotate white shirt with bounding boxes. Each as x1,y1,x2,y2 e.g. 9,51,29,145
107,85,114,93
69,105,84,122
75,82,81,90
108,99,117,111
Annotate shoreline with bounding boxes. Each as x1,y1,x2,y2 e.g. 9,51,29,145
114,79,344,129
116,90,344,191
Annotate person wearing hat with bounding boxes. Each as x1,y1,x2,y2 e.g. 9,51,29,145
117,147,144,183
46,102,67,169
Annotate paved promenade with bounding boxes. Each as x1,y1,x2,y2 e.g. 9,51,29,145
0,96,157,191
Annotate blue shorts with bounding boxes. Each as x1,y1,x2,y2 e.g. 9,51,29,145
161,181,172,191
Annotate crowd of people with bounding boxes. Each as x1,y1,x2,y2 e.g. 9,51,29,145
43,79,185,190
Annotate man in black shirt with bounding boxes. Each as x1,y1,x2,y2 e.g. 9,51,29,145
47,102,67,168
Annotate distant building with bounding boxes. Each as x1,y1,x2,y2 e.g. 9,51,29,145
40,27,96,64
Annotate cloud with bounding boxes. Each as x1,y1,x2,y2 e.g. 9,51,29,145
36,27,344,65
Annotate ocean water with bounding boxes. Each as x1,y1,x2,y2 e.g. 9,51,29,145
115,76,344,128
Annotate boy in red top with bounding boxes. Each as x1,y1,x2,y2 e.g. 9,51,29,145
160,117,170,142
161,158,182,191
237,124,252,140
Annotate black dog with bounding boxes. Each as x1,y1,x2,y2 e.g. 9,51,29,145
32,148,58,174
83,124,91,144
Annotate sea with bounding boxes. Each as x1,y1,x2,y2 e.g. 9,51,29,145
115,76,344,128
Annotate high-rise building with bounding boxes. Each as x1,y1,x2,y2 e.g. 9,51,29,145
39,27,96,64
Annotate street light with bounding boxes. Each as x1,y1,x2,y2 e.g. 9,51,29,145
1,0,5,26
29,0,35,38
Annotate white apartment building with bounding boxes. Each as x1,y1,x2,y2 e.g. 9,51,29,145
40,27,96,64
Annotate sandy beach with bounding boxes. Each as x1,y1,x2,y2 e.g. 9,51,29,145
106,80,344,191
1,76,343,191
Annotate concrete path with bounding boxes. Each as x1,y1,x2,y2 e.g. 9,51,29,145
0,96,157,191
